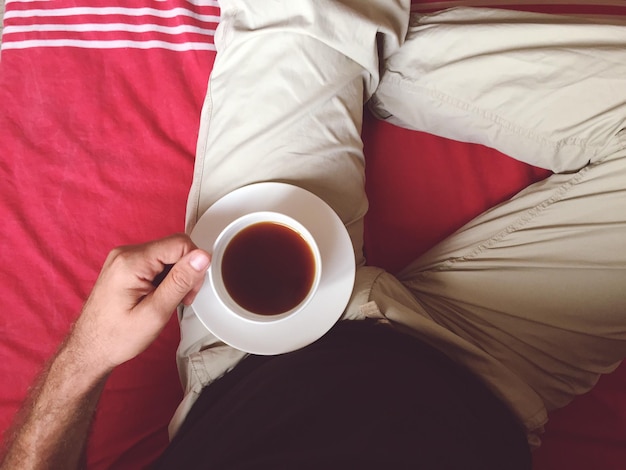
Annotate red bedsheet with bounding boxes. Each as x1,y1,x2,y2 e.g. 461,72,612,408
1,1,624,468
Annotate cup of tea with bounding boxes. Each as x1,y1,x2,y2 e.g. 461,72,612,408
209,211,322,322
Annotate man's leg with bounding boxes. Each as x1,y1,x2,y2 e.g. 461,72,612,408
169,0,411,437
186,0,411,261
372,8,626,412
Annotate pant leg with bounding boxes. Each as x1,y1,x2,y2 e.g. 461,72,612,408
371,7,626,173
169,0,411,438
186,0,411,262
372,7,626,413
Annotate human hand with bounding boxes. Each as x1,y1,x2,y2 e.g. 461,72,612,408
66,234,211,374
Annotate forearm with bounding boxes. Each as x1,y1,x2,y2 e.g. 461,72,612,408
0,340,111,470
1,235,210,469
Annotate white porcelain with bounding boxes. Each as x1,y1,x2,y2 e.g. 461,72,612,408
190,182,356,355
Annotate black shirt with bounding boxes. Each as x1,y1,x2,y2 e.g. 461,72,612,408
154,320,530,469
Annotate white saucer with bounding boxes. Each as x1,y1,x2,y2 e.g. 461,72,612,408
190,182,356,355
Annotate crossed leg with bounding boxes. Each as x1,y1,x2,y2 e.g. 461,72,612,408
371,7,626,414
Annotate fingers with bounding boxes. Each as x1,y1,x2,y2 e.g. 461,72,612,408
103,234,198,286
137,234,199,281
144,249,211,319
101,234,210,316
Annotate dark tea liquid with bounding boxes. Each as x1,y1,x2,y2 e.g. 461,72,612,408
221,222,316,316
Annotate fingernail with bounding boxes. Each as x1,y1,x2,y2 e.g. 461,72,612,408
189,252,210,272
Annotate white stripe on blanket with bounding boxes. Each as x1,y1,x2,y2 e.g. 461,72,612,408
2,2,219,51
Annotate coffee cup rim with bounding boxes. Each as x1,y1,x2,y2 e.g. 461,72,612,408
209,211,322,323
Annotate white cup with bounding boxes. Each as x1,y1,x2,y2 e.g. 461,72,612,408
209,211,322,323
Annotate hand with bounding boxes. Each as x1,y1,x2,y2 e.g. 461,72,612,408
66,234,211,374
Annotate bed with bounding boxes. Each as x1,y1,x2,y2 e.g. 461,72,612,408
1,1,624,468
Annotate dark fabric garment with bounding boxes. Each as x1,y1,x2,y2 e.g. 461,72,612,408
153,321,531,470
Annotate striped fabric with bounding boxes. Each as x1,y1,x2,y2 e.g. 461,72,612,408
2,1,625,52
2,0,220,51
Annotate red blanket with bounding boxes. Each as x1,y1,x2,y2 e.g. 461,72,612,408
1,1,624,468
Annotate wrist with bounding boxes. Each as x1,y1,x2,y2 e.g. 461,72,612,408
57,335,114,388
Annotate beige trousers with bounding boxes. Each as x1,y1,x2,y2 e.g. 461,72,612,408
170,3,626,448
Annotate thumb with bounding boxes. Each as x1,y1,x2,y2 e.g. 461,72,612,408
145,250,211,319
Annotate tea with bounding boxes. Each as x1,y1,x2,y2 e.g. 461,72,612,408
221,221,316,316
